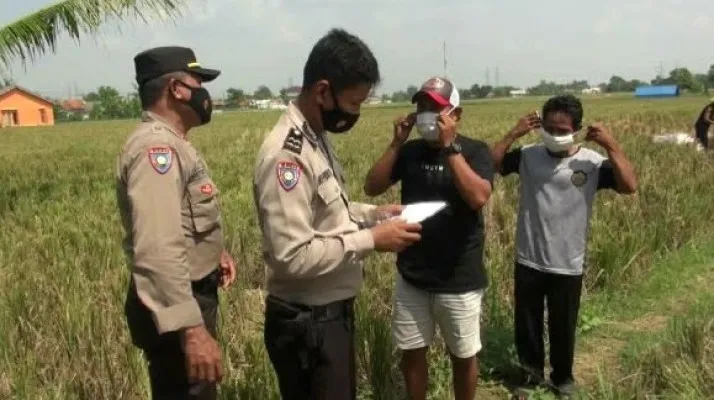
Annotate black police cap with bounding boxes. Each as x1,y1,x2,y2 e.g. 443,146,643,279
134,46,220,85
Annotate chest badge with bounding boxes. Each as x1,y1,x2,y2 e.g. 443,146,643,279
571,170,587,187
277,161,301,191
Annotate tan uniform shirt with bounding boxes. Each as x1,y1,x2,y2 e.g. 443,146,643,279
253,101,378,306
116,111,223,334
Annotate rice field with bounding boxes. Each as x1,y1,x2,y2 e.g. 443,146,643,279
1,94,713,399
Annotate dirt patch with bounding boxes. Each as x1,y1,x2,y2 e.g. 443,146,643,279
575,336,627,386
613,314,669,333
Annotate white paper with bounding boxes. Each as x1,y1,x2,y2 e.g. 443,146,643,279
392,201,447,223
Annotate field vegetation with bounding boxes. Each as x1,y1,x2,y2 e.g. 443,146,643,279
1,95,713,399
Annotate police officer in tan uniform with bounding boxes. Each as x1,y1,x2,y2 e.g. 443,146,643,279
116,46,236,400
253,28,423,400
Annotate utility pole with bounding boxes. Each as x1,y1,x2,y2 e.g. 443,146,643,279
443,40,448,78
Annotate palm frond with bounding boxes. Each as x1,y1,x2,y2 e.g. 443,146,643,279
0,0,195,70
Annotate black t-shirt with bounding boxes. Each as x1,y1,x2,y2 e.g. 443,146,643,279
391,135,495,293
695,103,714,130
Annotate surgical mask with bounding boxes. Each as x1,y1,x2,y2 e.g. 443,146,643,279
177,81,212,125
416,108,456,141
416,111,440,141
540,128,576,153
321,86,360,133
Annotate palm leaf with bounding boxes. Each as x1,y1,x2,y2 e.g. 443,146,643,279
0,0,196,70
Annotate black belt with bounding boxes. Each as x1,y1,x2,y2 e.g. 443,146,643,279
266,294,353,322
191,268,220,294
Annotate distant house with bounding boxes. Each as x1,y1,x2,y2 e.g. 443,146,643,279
635,85,680,98
211,98,226,110
284,86,301,101
366,95,383,105
510,89,527,97
59,98,92,120
250,99,288,110
582,87,602,95
0,85,55,127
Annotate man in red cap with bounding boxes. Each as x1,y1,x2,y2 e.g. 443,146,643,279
364,76,494,400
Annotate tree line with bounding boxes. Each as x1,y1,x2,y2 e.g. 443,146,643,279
51,65,714,122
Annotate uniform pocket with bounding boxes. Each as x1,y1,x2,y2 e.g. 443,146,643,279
187,179,221,233
316,177,341,206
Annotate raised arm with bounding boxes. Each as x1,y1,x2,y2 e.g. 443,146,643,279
491,111,540,173
364,113,415,197
586,123,638,195
438,114,494,210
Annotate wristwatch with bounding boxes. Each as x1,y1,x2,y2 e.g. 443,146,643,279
442,141,462,156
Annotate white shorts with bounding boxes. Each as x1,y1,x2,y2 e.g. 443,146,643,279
391,274,484,359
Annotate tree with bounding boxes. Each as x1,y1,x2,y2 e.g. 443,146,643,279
0,0,191,70
406,85,418,99
225,87,246,107
84,92,100,102
253,85,273,100
89,85,140,120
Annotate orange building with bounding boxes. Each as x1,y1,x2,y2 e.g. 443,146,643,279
0,85,55,128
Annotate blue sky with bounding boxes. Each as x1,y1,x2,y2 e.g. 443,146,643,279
1,0,712,99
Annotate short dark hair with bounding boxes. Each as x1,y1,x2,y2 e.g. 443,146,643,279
138,71,185,109
542,94,584,130
302,28,380,94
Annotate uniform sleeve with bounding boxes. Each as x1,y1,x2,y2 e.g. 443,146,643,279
597,159,617,191
500,148,522,176
465,142,496,185
125,144,202,334
254,150,375,280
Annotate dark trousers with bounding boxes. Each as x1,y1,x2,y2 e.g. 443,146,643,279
696,122,709,148
514,263,583,386
125,269,221,400
264,294,356,400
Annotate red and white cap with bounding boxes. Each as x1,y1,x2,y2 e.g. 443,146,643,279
411,76,460,108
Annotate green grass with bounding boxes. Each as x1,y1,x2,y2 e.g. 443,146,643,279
1,95,714,399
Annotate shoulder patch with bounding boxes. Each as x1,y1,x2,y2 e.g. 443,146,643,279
282,128,304,155
148,147,173,174
277,161,301,191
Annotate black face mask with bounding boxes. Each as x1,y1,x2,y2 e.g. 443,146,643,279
320,85,359,133
176,81,212,125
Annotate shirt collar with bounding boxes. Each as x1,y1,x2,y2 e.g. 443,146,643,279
286,101,318,146
141,111,186,140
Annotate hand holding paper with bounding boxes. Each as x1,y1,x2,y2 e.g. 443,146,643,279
391,201,447,224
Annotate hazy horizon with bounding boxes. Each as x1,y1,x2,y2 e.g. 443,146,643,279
1,0,712,99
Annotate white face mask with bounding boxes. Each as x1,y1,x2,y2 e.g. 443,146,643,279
540,128,576,153
416,111,440,141
415,108,454,141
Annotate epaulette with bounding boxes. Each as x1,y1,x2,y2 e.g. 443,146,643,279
282,127,303,155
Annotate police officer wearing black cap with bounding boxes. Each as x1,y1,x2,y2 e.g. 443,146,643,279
116,46,237,399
